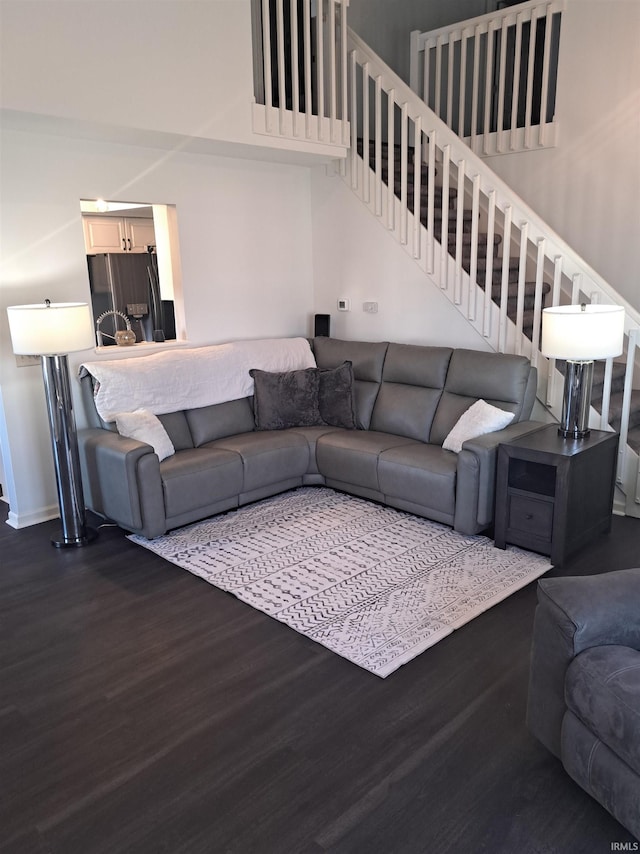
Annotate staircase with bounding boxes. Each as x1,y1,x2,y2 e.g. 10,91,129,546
252,0,640,515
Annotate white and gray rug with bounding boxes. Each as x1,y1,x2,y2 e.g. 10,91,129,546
128,487,551,677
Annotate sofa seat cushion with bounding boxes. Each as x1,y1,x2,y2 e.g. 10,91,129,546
565,645,640,775
210,430,310,492
288,425,343,474
378,443,458,516
316,430,414,492
160,448,243,518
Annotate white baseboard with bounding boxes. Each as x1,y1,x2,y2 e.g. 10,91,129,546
5,504,59,529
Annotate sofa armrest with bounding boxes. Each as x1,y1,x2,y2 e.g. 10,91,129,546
527,568,640,757
454,420,548,534
78,427,166,538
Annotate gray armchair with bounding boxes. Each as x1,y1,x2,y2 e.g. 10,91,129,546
527,568,640,839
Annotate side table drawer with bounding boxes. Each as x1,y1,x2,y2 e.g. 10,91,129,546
508,493,554,540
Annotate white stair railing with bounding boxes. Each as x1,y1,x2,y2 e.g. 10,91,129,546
409,0,565,156
346,27,640,515
252,0,350,148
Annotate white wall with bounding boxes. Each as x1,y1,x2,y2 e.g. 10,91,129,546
0,0,254,144
0,127,315,528
486,0,640,313
310,167,492,349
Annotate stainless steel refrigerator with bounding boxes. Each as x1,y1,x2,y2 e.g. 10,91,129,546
86,253,175,345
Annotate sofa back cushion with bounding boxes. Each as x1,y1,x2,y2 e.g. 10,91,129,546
157,412,195,451
370,344,453,442
430,349,536,445
312,337,388,429
186,397,256,446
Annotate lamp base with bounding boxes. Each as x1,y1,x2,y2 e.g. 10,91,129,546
559,360,594,441
558,426,591,440
51,527,98,549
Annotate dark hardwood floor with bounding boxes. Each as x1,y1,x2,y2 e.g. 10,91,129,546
1,498,639,854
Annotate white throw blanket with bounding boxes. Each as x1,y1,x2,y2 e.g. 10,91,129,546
80,337,316,422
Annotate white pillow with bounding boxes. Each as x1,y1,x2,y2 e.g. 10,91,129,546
442,399,515,453
115,409,175,461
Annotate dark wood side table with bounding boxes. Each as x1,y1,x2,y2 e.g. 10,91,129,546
494,424,619,566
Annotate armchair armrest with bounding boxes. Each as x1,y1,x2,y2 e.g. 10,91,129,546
527,568,640,757
537,568,640,653
78,427,166,538
454,420,549,533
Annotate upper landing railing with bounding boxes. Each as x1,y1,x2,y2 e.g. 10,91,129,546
251,0,350,148
410,0,565,157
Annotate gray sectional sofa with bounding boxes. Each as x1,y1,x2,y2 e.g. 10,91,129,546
78,336,543,540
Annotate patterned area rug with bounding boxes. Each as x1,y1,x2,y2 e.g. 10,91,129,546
128,487,551,677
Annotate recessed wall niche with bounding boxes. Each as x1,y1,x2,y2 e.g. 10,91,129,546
80,200,183,347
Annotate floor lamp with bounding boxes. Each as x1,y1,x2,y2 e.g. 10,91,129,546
7,301,98,547
541,304,625,439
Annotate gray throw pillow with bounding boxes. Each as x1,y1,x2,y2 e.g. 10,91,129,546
250,367,323,430
319,361,356,429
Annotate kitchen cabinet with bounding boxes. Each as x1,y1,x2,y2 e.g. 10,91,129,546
83,215,155,254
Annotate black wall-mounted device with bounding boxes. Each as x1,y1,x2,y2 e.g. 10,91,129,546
314,314,330,337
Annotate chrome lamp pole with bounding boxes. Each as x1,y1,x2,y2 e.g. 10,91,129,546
7,301,97,547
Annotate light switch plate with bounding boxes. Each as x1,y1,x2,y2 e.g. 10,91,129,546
337,298,351,311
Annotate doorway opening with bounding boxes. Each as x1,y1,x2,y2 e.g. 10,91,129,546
80,200,184,347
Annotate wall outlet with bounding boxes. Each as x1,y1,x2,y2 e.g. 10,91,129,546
15,354,40,368
363,301,378,313
337,298,351,311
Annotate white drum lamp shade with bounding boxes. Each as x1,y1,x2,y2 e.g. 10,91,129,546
541,304,625,361
7,302,95,355
6,300,96,548
541,304,625,439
